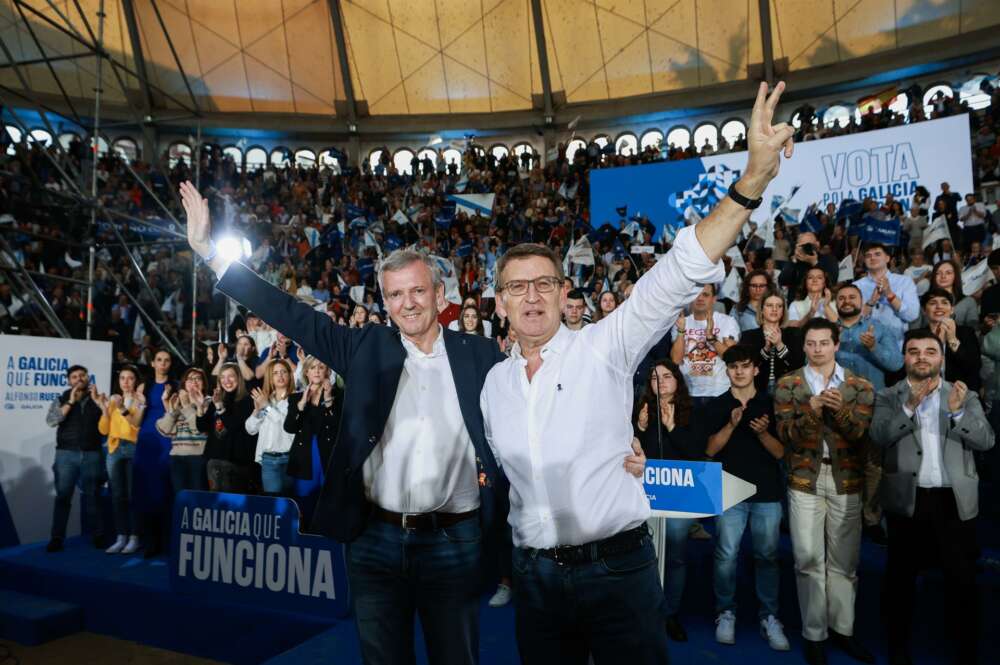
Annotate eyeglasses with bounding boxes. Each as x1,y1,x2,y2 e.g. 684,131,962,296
499,276,562,296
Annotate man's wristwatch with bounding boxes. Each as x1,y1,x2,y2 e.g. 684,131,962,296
727,184,763,210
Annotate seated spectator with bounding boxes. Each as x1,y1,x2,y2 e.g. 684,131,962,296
562,289,588,331
902,249,931,297
592,290,619,323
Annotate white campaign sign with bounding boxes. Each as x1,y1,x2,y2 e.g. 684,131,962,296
0,336,112,545
702,115,974,225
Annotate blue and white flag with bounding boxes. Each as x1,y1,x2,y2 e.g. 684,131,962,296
448,193,495,218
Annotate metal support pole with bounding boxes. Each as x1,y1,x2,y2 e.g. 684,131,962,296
195,122,201,189
86,0,105,340
0,237,71,338
191,257,197,361
105,269,188,364
758,0,775,85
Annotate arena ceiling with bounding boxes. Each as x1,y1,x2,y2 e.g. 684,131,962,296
0,0,999,132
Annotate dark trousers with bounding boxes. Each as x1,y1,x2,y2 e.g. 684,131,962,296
346,516,481,665
51,449,103,540
169,455,207,493
884,488,980,663
512,536,669,665
206,459,250,494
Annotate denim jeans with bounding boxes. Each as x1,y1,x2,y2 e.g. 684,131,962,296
105,442,136,537
51,449,103,540
662,517,693,617
512,535,669,665
347,516,481,665
169,455,206,493
714,501,782,619
260,452,292,495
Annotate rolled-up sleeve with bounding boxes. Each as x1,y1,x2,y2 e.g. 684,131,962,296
595,226,725,374
46,398,65,427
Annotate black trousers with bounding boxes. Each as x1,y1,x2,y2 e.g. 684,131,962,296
883,488,980,664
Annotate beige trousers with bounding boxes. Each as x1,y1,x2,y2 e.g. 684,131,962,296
788,465,862,641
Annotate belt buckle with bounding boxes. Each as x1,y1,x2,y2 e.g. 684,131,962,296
401,513,419,529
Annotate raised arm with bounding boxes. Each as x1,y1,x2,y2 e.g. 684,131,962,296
179,181,355,375
594,82,795,373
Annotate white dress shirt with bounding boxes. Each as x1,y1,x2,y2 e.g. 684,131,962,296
480,226,723,549
803,363,845,458
246,397,294,463
902,381,962,488
363,326,479,514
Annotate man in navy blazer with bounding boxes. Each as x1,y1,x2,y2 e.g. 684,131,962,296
179,182,506,665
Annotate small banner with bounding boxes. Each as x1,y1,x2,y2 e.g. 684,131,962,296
170,491,350,618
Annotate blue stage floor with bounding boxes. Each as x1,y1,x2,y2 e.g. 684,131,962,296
1,528,997,664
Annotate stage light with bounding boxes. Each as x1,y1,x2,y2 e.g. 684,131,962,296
216,235,251,262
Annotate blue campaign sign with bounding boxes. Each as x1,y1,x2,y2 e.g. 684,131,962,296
643,459,723,515
169,491,350,618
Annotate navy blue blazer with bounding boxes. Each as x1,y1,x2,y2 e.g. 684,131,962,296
217,262,508,543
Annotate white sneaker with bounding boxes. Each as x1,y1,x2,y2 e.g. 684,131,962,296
488,584,512,607
121,535,141,555
715,610,736,645
760,615,790,651
104,535,126,554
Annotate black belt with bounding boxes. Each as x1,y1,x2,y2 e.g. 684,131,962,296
371,506,478,531
821,457,832,465
530,525,649,565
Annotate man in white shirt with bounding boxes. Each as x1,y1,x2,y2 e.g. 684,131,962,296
480,81,796,664
958,193,987,251
670,284,739,403
869,330,993,665
563,289,588,331
853,243,919,340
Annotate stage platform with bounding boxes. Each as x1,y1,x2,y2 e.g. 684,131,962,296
0,531,997,664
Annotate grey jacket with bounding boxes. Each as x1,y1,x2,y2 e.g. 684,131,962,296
870,379,994,521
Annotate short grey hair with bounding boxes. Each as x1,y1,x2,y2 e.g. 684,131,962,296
377,249,444,292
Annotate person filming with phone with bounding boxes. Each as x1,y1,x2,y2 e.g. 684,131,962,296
778,232,839,294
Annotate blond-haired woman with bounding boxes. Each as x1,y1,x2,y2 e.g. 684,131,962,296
283,355,341,524
247,358,295,495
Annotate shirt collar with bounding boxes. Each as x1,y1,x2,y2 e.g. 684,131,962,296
510,324,570,362
804,363,844,387
400,324,446,359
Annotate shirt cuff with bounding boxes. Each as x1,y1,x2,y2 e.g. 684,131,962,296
902,404,915,418
671,226,726,287
949,409,965,422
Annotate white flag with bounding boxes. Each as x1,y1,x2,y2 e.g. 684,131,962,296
962,259,991,295
392,209,410,225
922,215,951,249
562,235,595,275
838,254,854,283
720,268,741,302
349,285,366,305
631,245,655,254
64,251,83,268
303,227,321,248
725,245,746,269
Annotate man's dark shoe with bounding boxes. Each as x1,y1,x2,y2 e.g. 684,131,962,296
829,630,875,664
45,538,64,553
665,615,687,642
864,524,888,547
803,639,827,665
